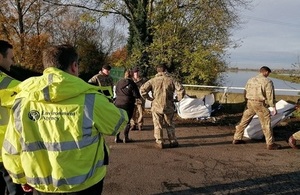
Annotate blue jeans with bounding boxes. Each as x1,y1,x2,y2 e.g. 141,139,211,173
0,162,24,195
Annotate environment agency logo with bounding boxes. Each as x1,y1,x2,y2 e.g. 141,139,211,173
28,110,40,121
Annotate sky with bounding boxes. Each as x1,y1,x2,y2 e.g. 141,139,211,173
228,0,300,69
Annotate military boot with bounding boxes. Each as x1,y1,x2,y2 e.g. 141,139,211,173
123,124,134,143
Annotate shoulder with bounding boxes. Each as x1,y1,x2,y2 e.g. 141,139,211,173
90,74,100,80
259,75,272,83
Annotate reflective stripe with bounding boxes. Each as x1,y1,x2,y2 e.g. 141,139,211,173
22,135,100,152
2,99,22,155
12,98,22,134
7,170,25,180
0,77,13,89
83,94,95,136
43,74,53,101
0,77,12,125
25,159,104,186
114,108,127,134
4,94,106,186
3,139,18,155
7,94,100,152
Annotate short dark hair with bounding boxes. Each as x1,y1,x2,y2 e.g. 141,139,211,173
260,66,272,73
132,66,139,73
0,40,13,58
102,65,111,70
42,44,78,71
156,64,167,72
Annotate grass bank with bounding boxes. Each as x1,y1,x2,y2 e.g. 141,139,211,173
270,73,300,83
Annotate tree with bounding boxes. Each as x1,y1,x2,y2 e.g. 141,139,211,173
148,0,247,85
43,0,251,85
76,37,106,81
108,47,128,67
0,0,67,72
0,0,111,75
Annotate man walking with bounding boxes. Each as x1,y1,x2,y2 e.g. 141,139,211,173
140,64,185,149
232,66,281,150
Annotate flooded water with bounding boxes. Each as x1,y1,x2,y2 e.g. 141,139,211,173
220,70,300,96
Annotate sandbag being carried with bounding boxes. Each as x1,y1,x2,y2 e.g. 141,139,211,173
243,100,295,139
175,94,215,119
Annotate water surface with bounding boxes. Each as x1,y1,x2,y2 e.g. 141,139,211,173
221,71,300,96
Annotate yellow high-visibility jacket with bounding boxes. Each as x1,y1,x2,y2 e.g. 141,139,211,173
1,67,128,193
0,71,20,162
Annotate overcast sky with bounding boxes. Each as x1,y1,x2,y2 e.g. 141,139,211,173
228,0,300,69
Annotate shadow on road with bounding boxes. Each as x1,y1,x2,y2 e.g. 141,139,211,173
152,171,300,195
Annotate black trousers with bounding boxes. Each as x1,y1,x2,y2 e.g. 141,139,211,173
33,179,104,195
0,162,25,195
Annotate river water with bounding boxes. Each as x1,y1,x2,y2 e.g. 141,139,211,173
220,70,300,96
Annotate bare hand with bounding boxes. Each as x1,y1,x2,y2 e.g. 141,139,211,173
22,184,33,192
271,108,277,116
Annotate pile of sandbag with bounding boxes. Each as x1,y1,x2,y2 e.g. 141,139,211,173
243,100,295,139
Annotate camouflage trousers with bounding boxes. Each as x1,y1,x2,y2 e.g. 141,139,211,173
234,100,274,145
152,111,177,144
130,104,144,129
292,131,300,140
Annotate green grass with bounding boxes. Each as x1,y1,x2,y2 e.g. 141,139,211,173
270,73,300,84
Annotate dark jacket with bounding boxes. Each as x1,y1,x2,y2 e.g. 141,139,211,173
114,78,140,109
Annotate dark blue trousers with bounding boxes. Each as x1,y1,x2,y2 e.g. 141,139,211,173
0,162,25,195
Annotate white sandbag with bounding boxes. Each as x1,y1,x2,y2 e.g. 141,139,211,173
144,91,153,109
243,100,295,139
175,94,215,119
145,99,152,109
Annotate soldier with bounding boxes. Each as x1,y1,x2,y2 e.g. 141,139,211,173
232,66,281,150
88,65,114,99
130,67,148,131
140,64,185,149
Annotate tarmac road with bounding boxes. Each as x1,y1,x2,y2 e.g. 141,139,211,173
102,114,300,195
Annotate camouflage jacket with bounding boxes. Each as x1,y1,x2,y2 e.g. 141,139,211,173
245,73,276,107
88,71,114,88
134,77,148,105
140,72,185,114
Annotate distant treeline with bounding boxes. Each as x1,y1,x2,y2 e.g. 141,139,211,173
227,67,300,75
227,67,300,83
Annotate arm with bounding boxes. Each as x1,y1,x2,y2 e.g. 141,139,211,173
88,75,98,85
2,110,26,185
139,81,154,101
265,80,277,115
132,81,141,99
174,80,185,101
93,94,128,136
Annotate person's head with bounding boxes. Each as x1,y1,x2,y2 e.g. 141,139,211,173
124,69,132,79
0,40,14,71
101,65,111,76
156,64,167,73
42,44,79,76
132,66,140,79
260,66,272,77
